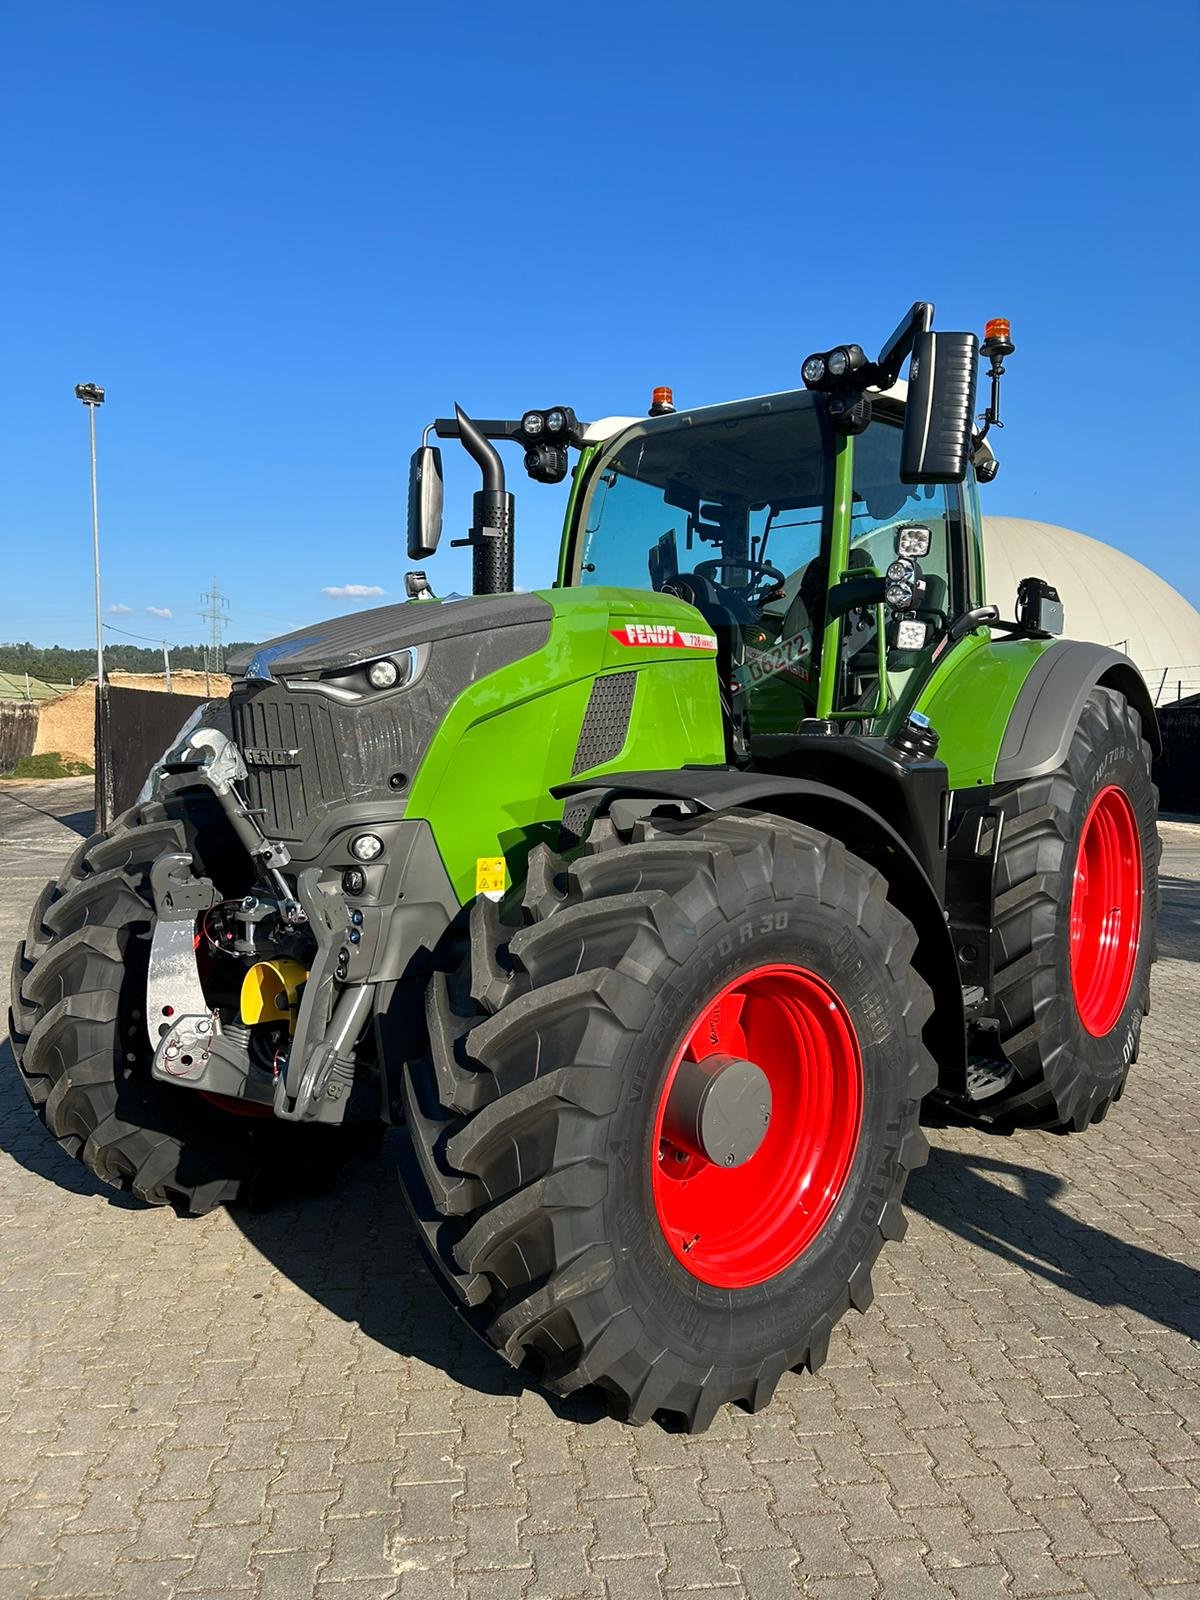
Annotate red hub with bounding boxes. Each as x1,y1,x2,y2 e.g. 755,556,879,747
652,964,864,1289
1070,784,1143,1037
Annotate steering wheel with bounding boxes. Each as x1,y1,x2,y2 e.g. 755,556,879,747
693,556,786,604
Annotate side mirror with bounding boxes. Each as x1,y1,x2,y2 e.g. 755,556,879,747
900,331,979,485
407,445,443,560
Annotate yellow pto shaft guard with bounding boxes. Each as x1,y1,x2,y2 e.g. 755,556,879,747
239,959,308,1031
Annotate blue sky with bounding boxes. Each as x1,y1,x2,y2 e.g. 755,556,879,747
1,0,1196,652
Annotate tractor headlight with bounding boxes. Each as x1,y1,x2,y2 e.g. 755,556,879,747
350,833,385,863
886,579,915,609
895,524,933,558
544,408,566,434
521,411,544,437
367,658,400,690
801,354,827,387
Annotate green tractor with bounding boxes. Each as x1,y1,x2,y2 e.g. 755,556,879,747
9,303,1159,1430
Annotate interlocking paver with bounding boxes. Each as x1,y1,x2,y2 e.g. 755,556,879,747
1,781,1198,1600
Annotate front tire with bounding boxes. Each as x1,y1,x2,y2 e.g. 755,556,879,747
8,802,378,1214
397,812,935,1431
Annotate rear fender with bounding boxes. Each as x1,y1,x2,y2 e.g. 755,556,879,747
557,768,966,1094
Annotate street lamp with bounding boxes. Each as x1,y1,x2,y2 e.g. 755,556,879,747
75,382,105,690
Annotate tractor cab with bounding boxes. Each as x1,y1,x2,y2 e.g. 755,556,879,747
409,301,1012,769
563,383,982,760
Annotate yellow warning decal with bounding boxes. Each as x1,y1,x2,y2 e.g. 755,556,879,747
475,855,507,896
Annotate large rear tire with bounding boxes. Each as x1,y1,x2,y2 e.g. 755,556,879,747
396,811,935,1431
975,686,1159,1130
8,801,379,1215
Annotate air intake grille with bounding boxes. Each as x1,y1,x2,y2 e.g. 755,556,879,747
571,672,636,776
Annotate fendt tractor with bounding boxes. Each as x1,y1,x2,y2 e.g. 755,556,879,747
10,303,1160,1431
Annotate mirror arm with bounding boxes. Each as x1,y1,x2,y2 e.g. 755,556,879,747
872,300,935,389
433,415,525,444
826,573,887,619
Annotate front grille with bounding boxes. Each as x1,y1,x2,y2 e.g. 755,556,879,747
232,689,343,839
230,683,414,845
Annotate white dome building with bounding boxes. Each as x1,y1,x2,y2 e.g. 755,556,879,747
982,518,1200,706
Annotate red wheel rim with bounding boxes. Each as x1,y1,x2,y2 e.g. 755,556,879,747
651,964,863,1289
1070,784,1142,1037
198,1091,276,1118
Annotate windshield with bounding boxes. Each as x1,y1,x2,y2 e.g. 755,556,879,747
577,393,828,600
575,394,831,737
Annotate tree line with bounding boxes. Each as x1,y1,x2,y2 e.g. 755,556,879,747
0,642,257,682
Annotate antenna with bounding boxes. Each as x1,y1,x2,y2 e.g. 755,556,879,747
199,578,229,673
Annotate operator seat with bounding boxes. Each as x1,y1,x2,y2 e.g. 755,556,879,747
659,570,754,733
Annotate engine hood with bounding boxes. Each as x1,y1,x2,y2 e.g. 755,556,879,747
227,592,554,681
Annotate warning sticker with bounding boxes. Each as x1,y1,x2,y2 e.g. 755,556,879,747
610,624,718,651
475,856,507,900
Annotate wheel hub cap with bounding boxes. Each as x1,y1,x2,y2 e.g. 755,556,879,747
661,1054,772,1169
652,963,864,1289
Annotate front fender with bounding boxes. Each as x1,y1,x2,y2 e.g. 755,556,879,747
994,641,1160,784
556,767,966,1094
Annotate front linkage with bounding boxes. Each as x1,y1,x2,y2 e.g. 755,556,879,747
145,728,383,1126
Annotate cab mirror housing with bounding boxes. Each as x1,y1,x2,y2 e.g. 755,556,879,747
407,446,444,560
900,331,979,485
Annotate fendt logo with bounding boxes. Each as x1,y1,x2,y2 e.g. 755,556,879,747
242,747,301,767
610,624,718,652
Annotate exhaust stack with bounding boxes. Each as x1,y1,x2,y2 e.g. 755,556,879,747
454,404,514,596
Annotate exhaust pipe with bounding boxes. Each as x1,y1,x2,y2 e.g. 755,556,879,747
454,404,514,595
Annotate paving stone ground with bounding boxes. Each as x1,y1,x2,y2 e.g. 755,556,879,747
1,778,1197,1600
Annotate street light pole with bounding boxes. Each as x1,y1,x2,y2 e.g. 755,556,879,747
75,383,106,689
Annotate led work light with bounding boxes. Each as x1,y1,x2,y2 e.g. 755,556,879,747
350,833,384,863
895,525,932,559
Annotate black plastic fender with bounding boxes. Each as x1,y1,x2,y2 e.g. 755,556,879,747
556,767,966,1094
995,641,1160,784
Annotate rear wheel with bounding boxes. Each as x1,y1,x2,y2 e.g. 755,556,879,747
974,686,1159,1129
396,811,935,1430
7,801,379,1214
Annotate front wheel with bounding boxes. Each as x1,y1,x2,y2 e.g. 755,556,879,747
8,801,380,1214
397,812,935,1431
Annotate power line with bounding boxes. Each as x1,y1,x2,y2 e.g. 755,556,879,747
103,620,176,645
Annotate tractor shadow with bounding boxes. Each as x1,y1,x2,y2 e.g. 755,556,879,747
1156,875,1199,963
227,1133,611,1420
0,1038,601,1415
4,1054,1197,1405
0,785,94,837
904,1144,1200,1342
